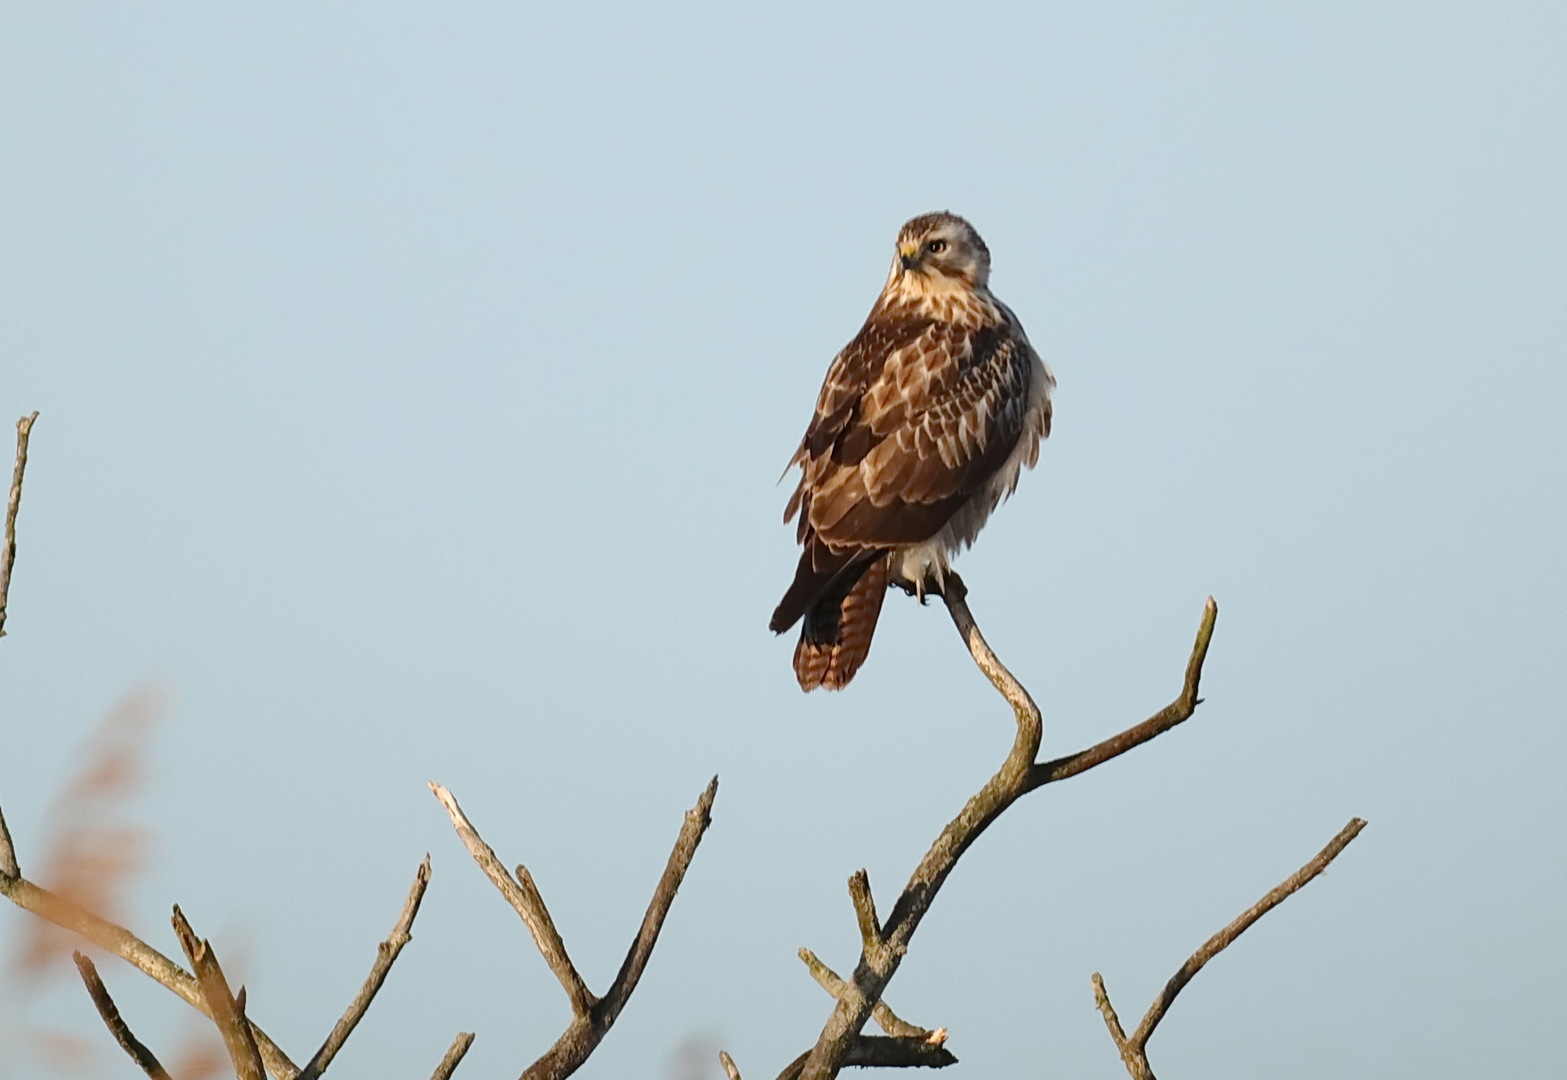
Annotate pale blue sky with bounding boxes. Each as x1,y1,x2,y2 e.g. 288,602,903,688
2,3,1564,1078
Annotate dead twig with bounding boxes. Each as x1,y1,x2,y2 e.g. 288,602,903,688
1092,817,1368,1080
297,856,433,1080
72,951,173,1079
431,776,718,1080
429,1032,476,1080
0,410,38,640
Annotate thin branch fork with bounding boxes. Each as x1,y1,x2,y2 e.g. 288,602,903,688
431,775,718,1080
788,577,1219,1080
1093,817,1368,1080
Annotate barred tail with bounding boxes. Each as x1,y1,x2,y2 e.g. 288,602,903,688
792,554,890,692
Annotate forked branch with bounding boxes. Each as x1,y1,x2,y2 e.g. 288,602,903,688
781,576,1219,1080
431,776,718,1080
1092,817,1368,1080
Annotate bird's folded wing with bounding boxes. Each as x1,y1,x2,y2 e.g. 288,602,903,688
798,317,1033,549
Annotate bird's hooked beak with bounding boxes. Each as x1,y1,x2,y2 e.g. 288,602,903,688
898,243,921,272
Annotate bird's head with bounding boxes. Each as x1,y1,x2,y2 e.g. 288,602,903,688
886,212,992,300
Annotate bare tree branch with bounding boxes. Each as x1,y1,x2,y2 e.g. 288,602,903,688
172,905,267,1080
1,410,39,641
786,578,1219,1080
430,1032,476,1080
72,950,173,1080
432,775,719,1080
1093,817,1368,1080
796,948,939,1041
428,783,596,1016
297,855,433,1080
0,872,299,1077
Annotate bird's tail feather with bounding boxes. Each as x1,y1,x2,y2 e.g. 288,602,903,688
793,554,890,691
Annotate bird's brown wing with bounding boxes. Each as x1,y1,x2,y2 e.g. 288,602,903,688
790,313,1035,550
771,308,1034,639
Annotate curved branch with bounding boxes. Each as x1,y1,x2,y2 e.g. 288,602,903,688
788,580,1218,1080
1027,597,1218,791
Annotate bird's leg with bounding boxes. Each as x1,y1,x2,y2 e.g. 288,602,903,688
889,560,963,605
935,569,967,602
917,562,949,605
891,566,962,605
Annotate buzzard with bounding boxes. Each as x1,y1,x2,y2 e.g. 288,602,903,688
771,212,1054,691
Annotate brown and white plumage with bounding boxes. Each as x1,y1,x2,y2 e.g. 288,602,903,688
771,212,1054,691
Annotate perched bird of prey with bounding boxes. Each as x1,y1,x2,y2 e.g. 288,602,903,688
770,212,1055,691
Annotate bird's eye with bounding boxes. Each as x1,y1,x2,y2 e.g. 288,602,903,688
926,239,948,254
